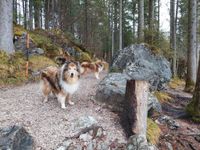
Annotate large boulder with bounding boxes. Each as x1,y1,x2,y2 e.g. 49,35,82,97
112,44,172,90
0,125,34,150
95,73,162,112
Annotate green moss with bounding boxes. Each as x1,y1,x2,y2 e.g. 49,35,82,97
0,50,57,86
0,51,27,86
147,118,161,145
76,52,92,62
186,99,200,123
144,43,162,56
29,55,56,71
185,80,195,93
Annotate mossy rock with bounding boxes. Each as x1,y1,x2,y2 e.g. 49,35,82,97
76,52,92,62
0,51,27,86
144,43,162,56
14,25,27,36
29,55,56,72
186,98,200,123
147,118,161,145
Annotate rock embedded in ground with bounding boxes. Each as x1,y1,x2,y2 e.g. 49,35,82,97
156,115,180,130
126,134,158,150
112,44,172,90
73,116,98,131
96,73,162,112
57,124,125,150
0,125,34,150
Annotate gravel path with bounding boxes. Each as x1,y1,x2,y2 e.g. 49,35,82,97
0,72,126,150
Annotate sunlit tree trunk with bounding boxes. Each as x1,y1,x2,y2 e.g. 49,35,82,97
186,0,197,90
138,0,144,42
0,0,15,53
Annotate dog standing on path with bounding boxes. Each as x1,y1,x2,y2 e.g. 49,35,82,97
40,60,80,109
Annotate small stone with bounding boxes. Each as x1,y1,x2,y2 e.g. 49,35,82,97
79,133,93,141
96,127,103,137
165,142,173,150
56,146,66,150
194,135,200,142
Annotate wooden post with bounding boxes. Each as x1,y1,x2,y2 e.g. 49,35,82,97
25,33,29,77
124,80,149,136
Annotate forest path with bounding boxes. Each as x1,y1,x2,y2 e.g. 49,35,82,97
0,72,126,150
158,87,200,150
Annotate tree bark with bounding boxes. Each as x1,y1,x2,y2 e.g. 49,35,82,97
34,0,41,29
148,0,154,31
170,0,177,77
186,0,197,89
0,0,15,53
29,0,33,30
138,0,144,42
187,57,200,121
124,80,149,137
119,0,123,50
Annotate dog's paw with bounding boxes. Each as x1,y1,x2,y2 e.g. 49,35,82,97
43,98,48,103
68,101,75,105
61,106,67,109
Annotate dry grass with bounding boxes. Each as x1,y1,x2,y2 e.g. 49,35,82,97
168,77,185,89
0,51,56,86
153,91,172,103
147,118,161,145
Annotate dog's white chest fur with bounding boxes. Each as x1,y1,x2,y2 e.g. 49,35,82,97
60,81,79,94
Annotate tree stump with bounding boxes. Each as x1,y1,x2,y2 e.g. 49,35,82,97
124,80,149,136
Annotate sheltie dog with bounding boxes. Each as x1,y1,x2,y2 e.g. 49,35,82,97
40,60,80,109
80,60,105,79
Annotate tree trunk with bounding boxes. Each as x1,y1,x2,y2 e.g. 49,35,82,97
157,0,160,32
13,0,17,23
23,0,28,29
84,0,88,46
29,0,33,30
119,0,123,50
138,0,144,42
132,0,136,42
34,0,41,29
186,0,197,90
44,0,50,29
187,58,200,122
148,0,154,31
170,0,177,77
124,80,149,137
0,0,15,53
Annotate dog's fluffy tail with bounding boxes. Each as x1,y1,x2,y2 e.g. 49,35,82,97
41,72,59,93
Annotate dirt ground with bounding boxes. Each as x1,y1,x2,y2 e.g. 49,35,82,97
156,87,200,150
0,72,126,150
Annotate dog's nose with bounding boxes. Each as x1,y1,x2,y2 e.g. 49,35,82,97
70,73,74,77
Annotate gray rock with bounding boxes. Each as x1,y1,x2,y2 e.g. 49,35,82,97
73,116,98,130
96,73,162,112
0,125,34,150
112,44,172,90
156,115,180,130
126,134,158,150
31,48,44,55
165,142,173,150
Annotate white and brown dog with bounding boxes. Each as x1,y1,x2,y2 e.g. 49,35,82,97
40,60,80,109
80,60,105,79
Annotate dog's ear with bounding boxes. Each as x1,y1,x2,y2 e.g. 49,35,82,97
55,56,67,66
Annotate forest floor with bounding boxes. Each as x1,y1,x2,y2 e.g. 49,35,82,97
0,71,200,150
0,72,126,150
157,86,200,150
